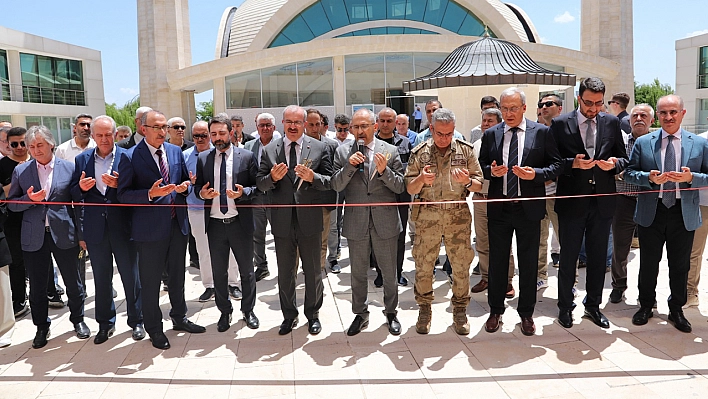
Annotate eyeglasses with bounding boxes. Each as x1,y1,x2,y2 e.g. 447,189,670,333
538,101,560,108
500,106,521,114
10,141,26,148
608,100,617,105
283,120,304,126
257,123,273,129
192,134,208,139
336,127,349,132
581,99,604,108
350,124,372,131
146,125,169,131
171,125,186,130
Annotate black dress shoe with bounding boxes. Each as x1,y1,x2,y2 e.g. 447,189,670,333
278,318,298,335
149,332,170,350
583,310,610,328
172,318,206,334
243,311,259,329
32,329,50,349
255,268,270,282
386,313,401,335
330,261,341,274
558,309,573,328
398,275,408,287
347,314,369,336
74,321,90,339
668,311,692,333
13,302,29,319
132,324,146,341
609,288,625,304
217,313,232,332
308,318,322,335
55,284,65,295
94,326,116,344
632,307,653,325
229,286,243,300
374,274,383,288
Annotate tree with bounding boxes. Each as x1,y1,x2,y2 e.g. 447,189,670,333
105,96,141,131
196,100,214,121
635,78,673,127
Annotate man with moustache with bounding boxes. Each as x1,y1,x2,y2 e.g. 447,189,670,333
55,113,96,161
327,114,353,269
115,126,132,143
0,125,12,158
167,117,194,151
395,113,418,144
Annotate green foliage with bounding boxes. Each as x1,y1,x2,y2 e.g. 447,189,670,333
196,100,214,121
634,79,674,127
105,96,140,130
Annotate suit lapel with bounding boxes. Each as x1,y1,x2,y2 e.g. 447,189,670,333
494,125,504,164
136,142,161,180
681,130,692,167
651,130,662,170
595,114,604,155
231,147,240,188
521,120,534,165
86,149,97,179
568,112,586,154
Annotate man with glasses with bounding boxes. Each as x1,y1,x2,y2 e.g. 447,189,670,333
0,123,12,158
56,114,96,161
332,114,354,145
608,92,632,134
328,114,353,268
551,77,628,329
413,100,465,146
167,117,194,151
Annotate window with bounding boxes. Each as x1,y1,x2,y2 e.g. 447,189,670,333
0,50,9,101
262,64,298,108
25,116,73,144
19,53,85,106
226,70,262,108
699,46,708,89
298,58,334,107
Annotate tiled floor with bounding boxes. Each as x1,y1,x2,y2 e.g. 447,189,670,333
2,217,708,398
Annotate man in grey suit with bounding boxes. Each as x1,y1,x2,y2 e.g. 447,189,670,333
331,108,406,336
625,95,708,333
256,105,333,335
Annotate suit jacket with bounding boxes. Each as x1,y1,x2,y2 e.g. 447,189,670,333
244,138,272,205
256,135,332,237
117,140,191,242
319,135,339,211
330,139,405,240
7,158,79,251
117,133,139,149
551,110,628,219
0,186,12,268
193,146,258,234
70,146,132,245
624,128,708,231
478,119,562,221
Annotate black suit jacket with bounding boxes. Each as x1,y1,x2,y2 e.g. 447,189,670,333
478,119,562,221
551,110,628,219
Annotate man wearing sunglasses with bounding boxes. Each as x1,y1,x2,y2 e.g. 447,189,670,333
55,114,96,162
608,92,632,135
167,117,194,151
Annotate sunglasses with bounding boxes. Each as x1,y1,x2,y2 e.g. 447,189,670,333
192,134,208,139
10,141,26,148
171,125,186,130
336,127,348,132
538,101,560,108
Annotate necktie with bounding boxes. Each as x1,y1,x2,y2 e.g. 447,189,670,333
663,135,676,208
155,149,176,218
220,152,228,214
289,141,297,171
585,119,595,159
507,127,519,198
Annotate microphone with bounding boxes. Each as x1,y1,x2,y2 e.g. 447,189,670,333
357,139,365,173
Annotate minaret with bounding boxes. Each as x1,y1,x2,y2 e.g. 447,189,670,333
137,0,195,132
580,0,634,104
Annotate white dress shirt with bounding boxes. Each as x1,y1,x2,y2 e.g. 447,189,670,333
37,156,55,226
283,134,304,166
94,146,116,196
502,119,526,196
210,145,239,219
55,137,96,162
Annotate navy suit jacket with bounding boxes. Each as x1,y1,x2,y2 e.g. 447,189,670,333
193,146,258,234
70,146,132,244
551,110,628,219
117,140,190,242
478,119,562,221
624,129,708,231
8,158,79,251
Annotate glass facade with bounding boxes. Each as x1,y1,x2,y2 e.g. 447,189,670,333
0,50,9,101
226,58,334,109
25,116,73,144
699,46,708,89
269,0,493,48
20,53,85,106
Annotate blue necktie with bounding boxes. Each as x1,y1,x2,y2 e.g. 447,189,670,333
507,127,519,198
663,135,676,208
220,152,228,214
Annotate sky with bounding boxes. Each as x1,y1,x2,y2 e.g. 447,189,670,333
2,0,707,107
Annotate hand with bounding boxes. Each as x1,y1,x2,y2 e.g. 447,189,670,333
596,157,617,171
79,240,87,251
101,171,119,189
189,171,196,184
174,180,190,193
373,152,388,174
199,181,219,199
349,151,365,167
294,164,314,183
270,163,288,182
451,167,471,184
490,160,508,177
148,178,176,199
649,170,668,185
666,166,693,183
512,165,536,180
226,184,243,199
26,186,46,202
572,154,596,170
418,165,436,185
78,171,97,192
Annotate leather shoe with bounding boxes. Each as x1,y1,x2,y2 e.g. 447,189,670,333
583,309,610,328
505,284,515,298
558,309,573,328
172,318,206,334
94,326,115,344
520,316,535,336
632,307,653,325
149,332,170,350
386,313,401,335
132,324,146,341
609,288,625,304
74,321,90,339
347,314,369,336
668,311,692,333
278,318,298,335
217,313,232,332
32,329,50,349
330,261,341,274
243,311,259,329
470,279,488,293
484,313,502,333
255,268,270,281
398,275,408,287
374,274,383,288
308,318,322,335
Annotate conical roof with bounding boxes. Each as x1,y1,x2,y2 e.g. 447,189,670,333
403,36,576,92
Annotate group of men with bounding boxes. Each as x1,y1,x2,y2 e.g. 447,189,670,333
1,75,708,351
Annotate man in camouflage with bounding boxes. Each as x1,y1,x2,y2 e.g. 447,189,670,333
405,108,482,335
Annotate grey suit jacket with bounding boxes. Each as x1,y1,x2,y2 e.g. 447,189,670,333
8,158,79,251
330,138,405,240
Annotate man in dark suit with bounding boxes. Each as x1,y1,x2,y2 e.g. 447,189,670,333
71,115,144,344
256,105,333,335
551,77,628,329
0,184,16,347
478,87,562,336
117,106,152,149
8,126,88,349
194,114,259,333
117,110,205,350
625,95,708,333
331,108,406,336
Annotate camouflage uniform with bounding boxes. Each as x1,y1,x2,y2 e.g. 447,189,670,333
405,138,483,310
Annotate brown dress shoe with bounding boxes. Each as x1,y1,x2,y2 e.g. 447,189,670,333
506,284,515,298
520,316,535,336
484,313,502,333
470,280,488,293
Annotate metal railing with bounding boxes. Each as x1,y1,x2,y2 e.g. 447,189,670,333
0,83,86,106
